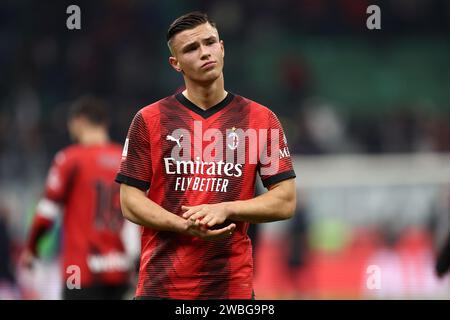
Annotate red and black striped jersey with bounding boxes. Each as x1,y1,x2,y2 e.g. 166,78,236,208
116,92,296,299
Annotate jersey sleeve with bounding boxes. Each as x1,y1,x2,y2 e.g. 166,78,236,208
258,110,296,189
115,111,153,191
44,149,77,202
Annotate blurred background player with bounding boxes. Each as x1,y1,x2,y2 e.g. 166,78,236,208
20,96,139,300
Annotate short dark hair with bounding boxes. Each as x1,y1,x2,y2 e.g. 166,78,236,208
68,95,109,126
166,11,216,43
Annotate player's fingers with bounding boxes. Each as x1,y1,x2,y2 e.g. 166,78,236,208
190,210,207,221
207,223,236,237
183,205,203,213
227,223,236,233
218,223,236,238
182,209,195,218
184,218,195,230
200,215,213,226
186,220,205,235
182,206,202,218
186,217,200,228
206,217,217,228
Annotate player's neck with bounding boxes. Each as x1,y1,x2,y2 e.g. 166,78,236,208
78,128,110,146
183,75,227,110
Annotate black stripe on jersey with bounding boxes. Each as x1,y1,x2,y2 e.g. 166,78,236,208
262,170,296,189
115,173,150,191
175,92,235,119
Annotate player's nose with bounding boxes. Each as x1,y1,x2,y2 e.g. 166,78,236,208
199,44,211,59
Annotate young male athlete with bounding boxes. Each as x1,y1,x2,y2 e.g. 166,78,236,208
116,12,297,299
21,96,138,299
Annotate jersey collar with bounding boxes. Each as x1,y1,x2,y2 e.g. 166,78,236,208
175,92,235,119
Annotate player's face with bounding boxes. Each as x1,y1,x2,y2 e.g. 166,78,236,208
169,23,224,84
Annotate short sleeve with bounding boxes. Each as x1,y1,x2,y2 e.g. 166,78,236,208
44,149,77,202
115,111,153,191
258,111,296,189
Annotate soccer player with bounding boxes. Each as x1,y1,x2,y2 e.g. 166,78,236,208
21,96,139,300
116,12,297,299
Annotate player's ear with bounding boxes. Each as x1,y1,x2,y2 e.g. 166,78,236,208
169,56,182,73
220,40,225,58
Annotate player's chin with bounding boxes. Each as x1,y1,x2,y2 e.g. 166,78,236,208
198,70,221,81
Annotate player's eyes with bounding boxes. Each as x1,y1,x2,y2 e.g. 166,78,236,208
183,44,196,53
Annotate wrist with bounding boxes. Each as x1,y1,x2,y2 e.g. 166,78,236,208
225,201,239,220
172,215,188,234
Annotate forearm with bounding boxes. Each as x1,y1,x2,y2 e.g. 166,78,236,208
27,215,54,256
227,179,296,223
27,198,60,256
120,184,185,233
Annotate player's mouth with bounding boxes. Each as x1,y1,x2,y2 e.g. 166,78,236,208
201,61,216,69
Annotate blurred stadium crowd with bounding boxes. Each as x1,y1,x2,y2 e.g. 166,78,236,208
1,0,450,299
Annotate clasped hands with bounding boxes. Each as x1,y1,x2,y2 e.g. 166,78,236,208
180,202,235,240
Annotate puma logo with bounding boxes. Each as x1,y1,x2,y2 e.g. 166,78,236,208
166,134,183,148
